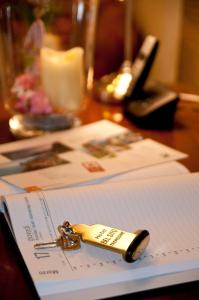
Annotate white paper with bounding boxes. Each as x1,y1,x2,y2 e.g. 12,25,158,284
41,268,199,300
0,120,187,190
94,161,190,184
0,160,189,213
0,179,23,195
3,172,199,299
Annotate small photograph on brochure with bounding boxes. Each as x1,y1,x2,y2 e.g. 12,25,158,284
81,161,105,172
82,131,142,159
0,142,72,176
1,142,73,160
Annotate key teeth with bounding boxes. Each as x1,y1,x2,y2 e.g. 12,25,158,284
34,241,57,249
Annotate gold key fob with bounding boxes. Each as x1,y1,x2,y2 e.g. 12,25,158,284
34,221,150,263
72,223,149,262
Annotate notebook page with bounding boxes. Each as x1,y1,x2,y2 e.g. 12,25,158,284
41,268,199,300
4,173,199,297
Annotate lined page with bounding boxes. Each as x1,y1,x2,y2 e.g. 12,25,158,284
4,172,199,297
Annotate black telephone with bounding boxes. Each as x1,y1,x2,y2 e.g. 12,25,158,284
126,35,159,97
125,35,179,129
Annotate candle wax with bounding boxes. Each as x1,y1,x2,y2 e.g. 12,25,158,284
40,47,84,112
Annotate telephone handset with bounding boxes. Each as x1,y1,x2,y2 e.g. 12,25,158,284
126,35,159,98
125,35,179,129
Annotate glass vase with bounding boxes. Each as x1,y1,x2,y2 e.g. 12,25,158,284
0,0,98,138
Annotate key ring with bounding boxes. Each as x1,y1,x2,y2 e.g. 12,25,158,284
57,221,81,250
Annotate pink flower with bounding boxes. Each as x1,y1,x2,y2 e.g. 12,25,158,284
12,73,53,115
11,73,36,101
15,90,35,113
30,90,53,115
15,100,28,113
14,73,35,90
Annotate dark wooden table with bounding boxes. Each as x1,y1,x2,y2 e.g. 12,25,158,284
0,94,199,299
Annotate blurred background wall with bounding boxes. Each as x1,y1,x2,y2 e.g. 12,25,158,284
1,0,199,95
95,0,199,93
133,0,183,84
178,0,199,93
134,0,199,93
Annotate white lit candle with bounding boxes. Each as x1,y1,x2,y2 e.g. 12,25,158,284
40,47,84,112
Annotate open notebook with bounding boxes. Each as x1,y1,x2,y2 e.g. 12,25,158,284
2,172,199,300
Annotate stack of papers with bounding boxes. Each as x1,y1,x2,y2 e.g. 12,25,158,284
0,120,187,192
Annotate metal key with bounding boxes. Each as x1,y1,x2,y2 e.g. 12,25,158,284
34,221,81,250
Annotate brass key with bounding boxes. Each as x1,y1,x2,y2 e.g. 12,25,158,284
34,221,150,262
34,221,81,250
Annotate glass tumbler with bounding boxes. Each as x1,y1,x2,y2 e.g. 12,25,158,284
0,0,98,138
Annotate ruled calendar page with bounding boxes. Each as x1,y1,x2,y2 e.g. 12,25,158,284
3,172,199,298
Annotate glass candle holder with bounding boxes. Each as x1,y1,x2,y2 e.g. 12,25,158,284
0,0,98,138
